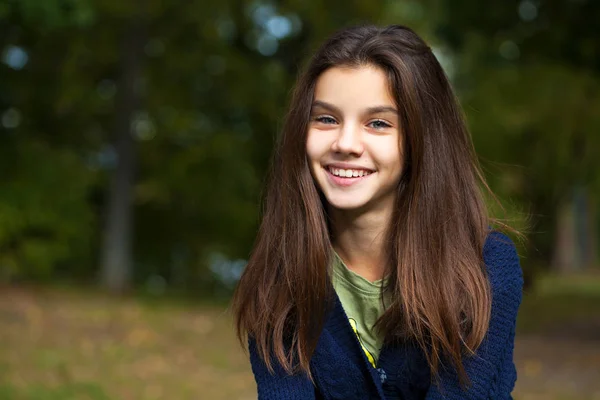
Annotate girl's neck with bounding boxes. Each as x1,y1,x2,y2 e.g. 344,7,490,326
329,203,392,283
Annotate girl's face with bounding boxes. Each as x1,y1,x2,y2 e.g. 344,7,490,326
306,65,403,213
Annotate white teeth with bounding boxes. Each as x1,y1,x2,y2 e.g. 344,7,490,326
327,167,372,178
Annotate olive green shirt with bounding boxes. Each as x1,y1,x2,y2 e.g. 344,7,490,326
331,251,388,367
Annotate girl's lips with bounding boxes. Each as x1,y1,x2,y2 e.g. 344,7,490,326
324,167,373,187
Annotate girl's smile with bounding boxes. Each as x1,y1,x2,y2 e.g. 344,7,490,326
324,162,375,187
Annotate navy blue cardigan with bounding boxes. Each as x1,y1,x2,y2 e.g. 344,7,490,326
249,232,523,399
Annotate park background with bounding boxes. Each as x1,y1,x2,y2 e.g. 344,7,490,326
1,0,599,399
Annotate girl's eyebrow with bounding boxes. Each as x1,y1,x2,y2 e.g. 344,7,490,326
311,100,341,114
311,100,399,115
366,105,399,115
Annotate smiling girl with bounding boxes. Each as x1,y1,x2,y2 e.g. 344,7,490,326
232,25,523,399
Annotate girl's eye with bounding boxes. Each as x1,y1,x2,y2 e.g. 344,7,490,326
314,116,337,124
368,119,392,129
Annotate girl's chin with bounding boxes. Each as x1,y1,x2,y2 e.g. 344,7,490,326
323,196,371,211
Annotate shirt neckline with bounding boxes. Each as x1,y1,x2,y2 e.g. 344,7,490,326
332,251,388,298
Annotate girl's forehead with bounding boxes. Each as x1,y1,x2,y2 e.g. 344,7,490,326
313,66,396,112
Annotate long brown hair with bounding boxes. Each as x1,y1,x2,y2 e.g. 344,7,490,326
233,24,495,385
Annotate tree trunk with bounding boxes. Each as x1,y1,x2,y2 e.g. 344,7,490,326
99,17,145,292
553,186,599,272
577,187,598,269
553,197,576,272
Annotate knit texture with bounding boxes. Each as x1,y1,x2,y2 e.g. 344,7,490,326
248,231,523,399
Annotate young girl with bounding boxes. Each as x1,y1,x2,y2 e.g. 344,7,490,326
232,24,523,400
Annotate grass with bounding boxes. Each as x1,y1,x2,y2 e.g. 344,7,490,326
0,272,599,400
0,286,254,400
518,272,600,336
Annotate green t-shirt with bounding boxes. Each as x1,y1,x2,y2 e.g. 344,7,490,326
331,251,388,367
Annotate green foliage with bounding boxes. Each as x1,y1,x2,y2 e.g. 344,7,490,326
434,0,600,268
12,0,95,28
469,63,600,245
0,140,95,281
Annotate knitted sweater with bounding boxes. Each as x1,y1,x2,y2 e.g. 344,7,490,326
249,231,523,399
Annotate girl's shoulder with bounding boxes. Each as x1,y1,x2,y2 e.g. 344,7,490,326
483,230,524,292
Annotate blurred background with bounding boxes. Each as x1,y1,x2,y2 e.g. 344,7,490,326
0,0,599,399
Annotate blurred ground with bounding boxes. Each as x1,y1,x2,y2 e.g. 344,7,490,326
0,274,599,400
513,275,600,400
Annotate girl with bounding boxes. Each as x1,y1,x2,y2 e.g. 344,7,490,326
232,24,523,399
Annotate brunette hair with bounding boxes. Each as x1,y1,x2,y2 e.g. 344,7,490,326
233,24,498,385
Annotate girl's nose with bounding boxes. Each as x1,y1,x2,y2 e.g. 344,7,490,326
331,123,364,156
